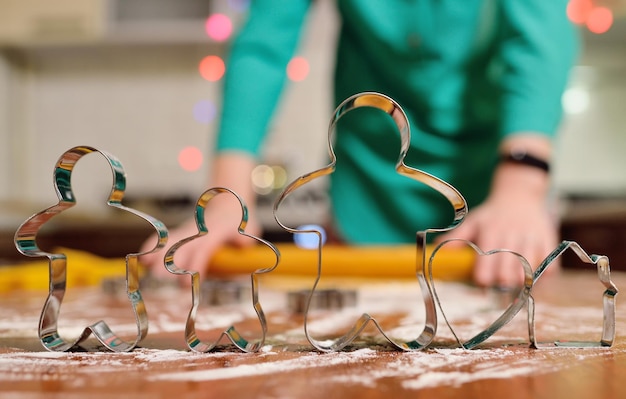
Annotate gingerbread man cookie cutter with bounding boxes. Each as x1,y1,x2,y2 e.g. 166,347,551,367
273,92,468,352
14,145,168,352
164,187,280,352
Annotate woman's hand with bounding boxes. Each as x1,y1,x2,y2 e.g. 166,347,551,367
139,152,260,281
437,134,559,287
139,198,262,281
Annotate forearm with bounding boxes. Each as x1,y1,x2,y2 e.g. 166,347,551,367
490,133,552,204
207,151,258,218
217,0,310,155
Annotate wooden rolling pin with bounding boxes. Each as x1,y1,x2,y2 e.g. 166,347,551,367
209,243,475,281
0,244,475,293
0,249,138,293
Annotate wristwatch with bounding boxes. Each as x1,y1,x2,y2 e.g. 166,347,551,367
501,149,550,173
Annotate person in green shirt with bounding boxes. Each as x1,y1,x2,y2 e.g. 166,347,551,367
141,0,578,287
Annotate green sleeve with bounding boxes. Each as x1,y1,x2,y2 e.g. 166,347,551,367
497,0,579,138
215,0,311,157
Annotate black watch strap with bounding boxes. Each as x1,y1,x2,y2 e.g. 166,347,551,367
501,150,550,173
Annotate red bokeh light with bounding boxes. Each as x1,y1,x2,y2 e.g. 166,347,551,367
567,0,614,34
287,57,310,82
586,7,613,34
199,55,225,82
567,0,594,24
178,146,204,172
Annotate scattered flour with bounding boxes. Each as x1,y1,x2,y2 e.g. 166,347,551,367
0,277,622,391
151,348,378,382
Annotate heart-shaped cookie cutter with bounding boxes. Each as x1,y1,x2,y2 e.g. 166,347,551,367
428,238,533,349
14,145,168,352
164,187,280,352
273,92,468,352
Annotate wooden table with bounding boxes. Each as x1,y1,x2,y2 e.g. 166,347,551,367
1,270,624,399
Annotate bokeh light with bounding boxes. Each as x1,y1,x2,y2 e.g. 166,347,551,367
567,0,593,24
205,13,233,42
251,164,274,195
193,100,217,124
562,87,590,114
178,146,204,172
567,0,613,34
586,7,613,34
251,164,288,194
199,55,225,82
271,165,288,189
287,57,310,82
294,225,327,249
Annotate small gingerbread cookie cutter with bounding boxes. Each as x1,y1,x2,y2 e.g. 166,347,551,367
529,240,618,348
14,145,168,352
273,92,468,352
164,187,280,352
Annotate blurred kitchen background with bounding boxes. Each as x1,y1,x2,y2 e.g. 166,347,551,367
0,0,624,266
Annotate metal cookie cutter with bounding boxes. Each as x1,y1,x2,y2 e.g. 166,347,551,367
273,92,467,352
14,145,168,352
427,238,533,349
529,240,618,348
164,187,280,353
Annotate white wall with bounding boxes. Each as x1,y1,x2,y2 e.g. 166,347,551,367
554,50,626,197
19,45,216,203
